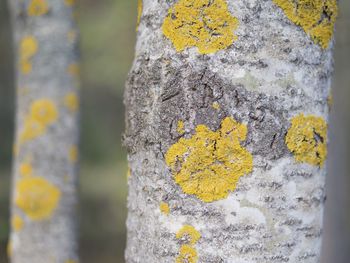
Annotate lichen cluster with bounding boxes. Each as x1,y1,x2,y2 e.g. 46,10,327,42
162,0,239,54
286,114,327,167
28,0,49,16
166,117,253,202
273,0,338,48
159,202,170,215
15,176,61,220
176,225,201,263
20,36,38,74
19,99,58,146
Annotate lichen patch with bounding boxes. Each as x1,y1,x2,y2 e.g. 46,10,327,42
28,0,49,16
273,0,338,49
176,245,198,263
285,114,327,167
162,0,239,54
11,215,24,232
20,36,38,74
160,202,170,215
166,117,253,202
19,99,58,146
176,225,201,245
15,176,61,220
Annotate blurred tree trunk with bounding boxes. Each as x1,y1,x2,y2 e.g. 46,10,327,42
125,1,337,262
8,0,80,262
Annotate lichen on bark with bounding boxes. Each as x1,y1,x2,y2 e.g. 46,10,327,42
8,0,80,261
125,0,335,262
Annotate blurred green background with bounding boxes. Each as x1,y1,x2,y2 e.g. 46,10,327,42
0,0,349,262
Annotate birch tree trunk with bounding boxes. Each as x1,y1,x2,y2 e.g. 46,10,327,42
125,0,337,262
8,0,80,262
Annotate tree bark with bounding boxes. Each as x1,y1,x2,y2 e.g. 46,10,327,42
124,0,337,262
8,0,80,262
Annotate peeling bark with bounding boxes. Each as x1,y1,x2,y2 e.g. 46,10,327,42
8,0,80,262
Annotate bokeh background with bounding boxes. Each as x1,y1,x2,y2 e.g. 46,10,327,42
0,1,349,262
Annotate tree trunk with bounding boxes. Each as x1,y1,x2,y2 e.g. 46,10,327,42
8,0,80,262
124,0,337,262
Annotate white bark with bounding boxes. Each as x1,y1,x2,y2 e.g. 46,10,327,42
125,0,335,262
8,0,80,262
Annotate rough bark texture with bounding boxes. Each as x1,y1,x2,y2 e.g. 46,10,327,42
125,0,336,262
8,0,80,262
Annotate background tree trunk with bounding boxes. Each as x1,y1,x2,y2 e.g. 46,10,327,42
125,0,336,262
8,0,80,262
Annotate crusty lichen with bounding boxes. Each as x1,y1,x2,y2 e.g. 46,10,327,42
11,215,24,232
273,0,338,49
15,176,61,220
30,99,58,126
160,202,170,215
20,163,33,177
177,120,185,135
176,245,198,263
162,0,239,54
20,36,38,74
285,114,327,167
212,101,220,110
28,0,49,16
19,99,58,145
165,117,253,202
176,225,201,245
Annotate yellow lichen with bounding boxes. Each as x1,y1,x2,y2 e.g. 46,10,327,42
177,120,185,135
64,92,79,112
20,163,33,177
160,202,170,215
20,118,46,142
165,117,253,202
176,245,198,263
212,101,220,110
12,215,24,232
285,114,327,167
69,145,78,163
65,260,78,263
30,99,58,126
137,0,143,28
64,0,76,7
162,0,239,54
15,176,61,220
273,0,338,49
176,225,201,245
28,0,49,16
19,99,58,144
20,36,38,74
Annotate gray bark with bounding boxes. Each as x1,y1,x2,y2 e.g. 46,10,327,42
8,0,80,262
125,0,336,262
